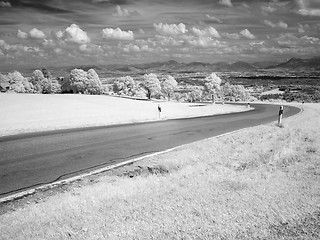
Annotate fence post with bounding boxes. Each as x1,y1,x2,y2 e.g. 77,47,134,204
158,104,162,119
278,105,284,126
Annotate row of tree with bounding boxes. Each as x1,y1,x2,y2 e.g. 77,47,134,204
0,67,251,102
112,72,250,102
0,67,105,95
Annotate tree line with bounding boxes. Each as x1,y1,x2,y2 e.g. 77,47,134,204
0,68,251,102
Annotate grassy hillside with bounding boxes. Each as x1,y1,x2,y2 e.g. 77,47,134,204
0,93,248,137
0,103,319,239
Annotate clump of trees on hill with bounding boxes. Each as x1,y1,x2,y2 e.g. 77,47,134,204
0,67,105,95
0,68,253,102
111,72,251,102
0,67,62,94
64,68,105,94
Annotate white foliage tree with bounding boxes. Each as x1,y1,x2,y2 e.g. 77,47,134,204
86,69,103,94
7,71,33,93
203,72,222,102
68,68,103,94
142,73,161,99
113,76,137,96
161,75,177,100
222,82,250,101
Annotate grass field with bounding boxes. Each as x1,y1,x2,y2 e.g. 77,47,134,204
0,103,319,239
0,93,248,137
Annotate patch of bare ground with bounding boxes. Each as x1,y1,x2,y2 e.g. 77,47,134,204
0,103,319,240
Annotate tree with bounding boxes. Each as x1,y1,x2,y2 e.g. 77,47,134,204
142,73,161,99
7,71,33,93
113,76,137,96
86,69,103,94
68,68,103,94
222,82,251,101
30,70,46,93
189,88,203,102
203,72,222,103
50,79,62,94
161,75,177,100
0,73,10,92
69,68,87,93
41,66,52,79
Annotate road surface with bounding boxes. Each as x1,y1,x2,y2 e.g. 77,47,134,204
0,103,300,197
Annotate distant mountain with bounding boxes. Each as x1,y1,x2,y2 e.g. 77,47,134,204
272,57,320,70
252,61,279,68
41,56,320,77
230,61,256,71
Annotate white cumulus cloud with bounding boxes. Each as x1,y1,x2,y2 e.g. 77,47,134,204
297,0,320,16
192,26,221,38
264,20,288,29
55,24,90,44
17,30,28,39
29,28,46,39
240,29,256,39
64,24,91,44
219,0,233,7
102,28,134,40
154,23,188,35
112,5,140,17
205,14,223,24
221,32,241,39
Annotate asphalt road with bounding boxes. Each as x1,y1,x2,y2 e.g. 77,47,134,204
0,103,300,197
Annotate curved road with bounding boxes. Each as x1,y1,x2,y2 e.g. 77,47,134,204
0,103,300,197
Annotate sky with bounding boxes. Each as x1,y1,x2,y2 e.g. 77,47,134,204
0,0,320,70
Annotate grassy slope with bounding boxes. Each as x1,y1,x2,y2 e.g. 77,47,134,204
0,104,319,239
0,93,248,136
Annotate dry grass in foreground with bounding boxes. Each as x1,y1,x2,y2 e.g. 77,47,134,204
0,104,320,240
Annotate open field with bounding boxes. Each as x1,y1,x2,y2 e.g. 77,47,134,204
0,93,249,137
0,103,319,239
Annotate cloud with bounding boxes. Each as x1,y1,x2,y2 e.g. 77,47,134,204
276,33,320,48
17,30,28,39
155,35,185,47
112,5,140,17
102,28,134,40
219,0,233,7
261,5,276,14
240,29,256,39
58,24,91,44
192,26,221,38
29,28,46,39
221,32,241,39
297,0,320,16
154,23,188,36
205,14,222,24
250,41,265,46
0,1,11,7
188,36,223,48
0,39,42,54
264,20,288,29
